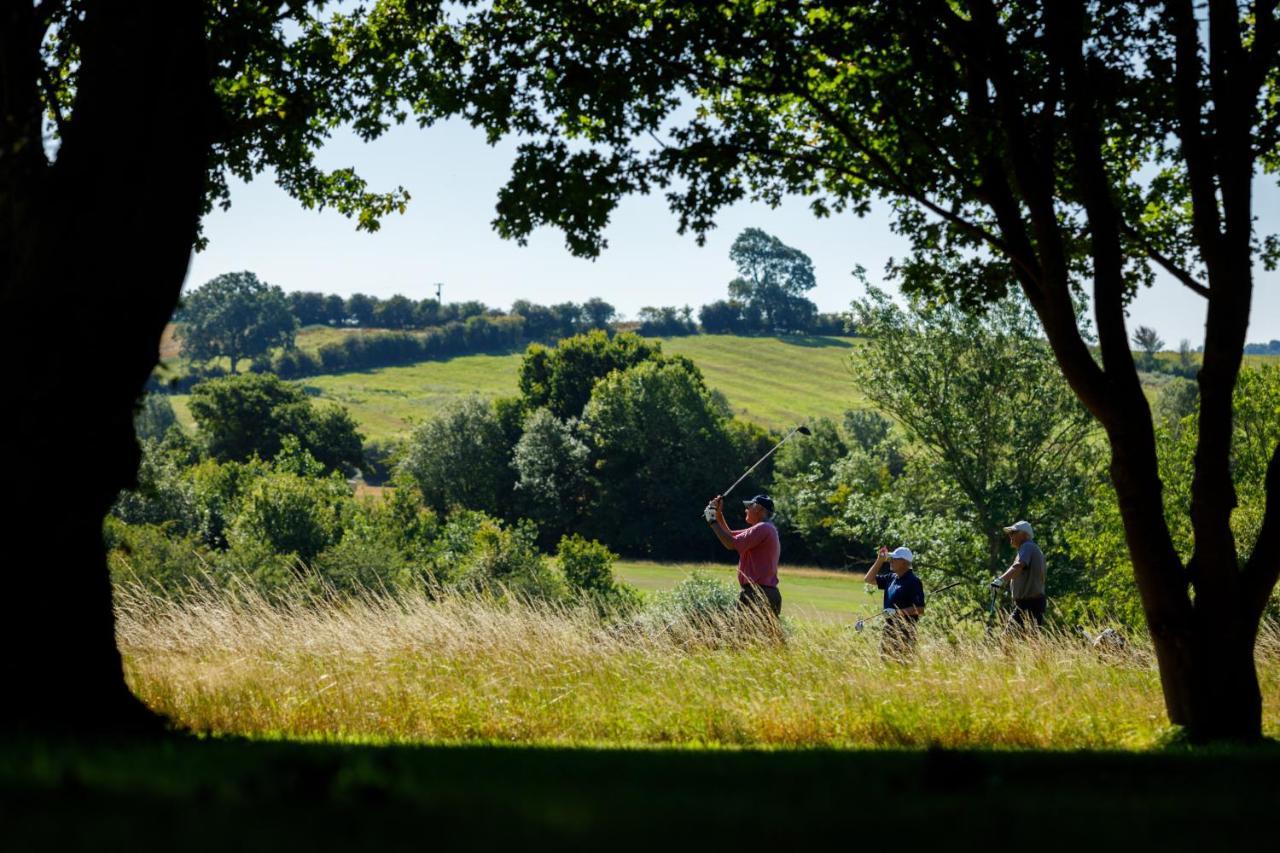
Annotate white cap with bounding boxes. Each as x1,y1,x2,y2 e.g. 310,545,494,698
889,546,913,563
1003,520,1034,538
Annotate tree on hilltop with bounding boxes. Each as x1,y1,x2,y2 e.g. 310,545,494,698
177,271,297,373
727,228,819,334
1132,326,1166,369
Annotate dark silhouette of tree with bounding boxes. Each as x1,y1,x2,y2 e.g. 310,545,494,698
1,1,443,734
436,2,1280,741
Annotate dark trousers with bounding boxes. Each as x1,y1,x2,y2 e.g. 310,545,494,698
881,616,919,662
1011,595,1047,628
738,584,782,617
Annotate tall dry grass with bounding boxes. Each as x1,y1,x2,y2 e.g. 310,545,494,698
115,584,1280,749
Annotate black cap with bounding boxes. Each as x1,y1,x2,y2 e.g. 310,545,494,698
743,494,775,513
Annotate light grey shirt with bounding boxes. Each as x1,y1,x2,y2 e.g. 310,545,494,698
1010,540,1046,599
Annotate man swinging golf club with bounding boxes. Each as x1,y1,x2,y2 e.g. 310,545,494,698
863,545,926,661
705,493,782,624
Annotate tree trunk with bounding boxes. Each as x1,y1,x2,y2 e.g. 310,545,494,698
0,2,210,734
1150,611,1263,742
1108,427,1265,742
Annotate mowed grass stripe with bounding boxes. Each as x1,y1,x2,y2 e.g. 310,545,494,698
166,334,868,442
661,335,867,429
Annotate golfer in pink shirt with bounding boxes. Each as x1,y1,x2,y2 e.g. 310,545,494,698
706,493,782,618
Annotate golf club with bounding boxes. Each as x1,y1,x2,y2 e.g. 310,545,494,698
723,423,812,498
853,579,965,632
701,424,811,522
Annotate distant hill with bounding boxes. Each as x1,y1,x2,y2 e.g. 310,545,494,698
171,334,867,442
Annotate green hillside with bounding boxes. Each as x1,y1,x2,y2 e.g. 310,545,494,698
172,334,866,441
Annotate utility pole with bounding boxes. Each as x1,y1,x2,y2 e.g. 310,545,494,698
434,281,443,305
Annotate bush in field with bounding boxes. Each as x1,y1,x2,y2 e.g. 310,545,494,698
188,372,363,474
312,536,417,596
401,396,516,517
450,515,564,600
104,518,210,596
112,438,203,535
556,534,640,611
214,536,302,596
228,463,350,563
637,570,738,635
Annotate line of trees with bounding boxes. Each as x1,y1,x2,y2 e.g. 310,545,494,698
172,227,856,384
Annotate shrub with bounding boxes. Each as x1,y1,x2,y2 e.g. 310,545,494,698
105,518,210,596
228,469,350,563
312,536,417,596
555,534,639,612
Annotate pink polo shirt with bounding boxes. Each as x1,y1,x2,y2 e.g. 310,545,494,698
731,521,780,587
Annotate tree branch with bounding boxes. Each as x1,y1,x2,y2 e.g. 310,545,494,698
38,61,66,139
1167,0,1224,271
1122,224,1211,298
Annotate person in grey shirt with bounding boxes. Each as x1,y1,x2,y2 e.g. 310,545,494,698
991,520,1046,631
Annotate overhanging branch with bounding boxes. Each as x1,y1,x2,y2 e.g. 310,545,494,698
1122,225,1211,298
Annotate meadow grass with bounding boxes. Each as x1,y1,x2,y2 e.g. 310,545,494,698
115,584,1280,750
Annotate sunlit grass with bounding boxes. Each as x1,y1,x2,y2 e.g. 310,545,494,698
116,585,1280,749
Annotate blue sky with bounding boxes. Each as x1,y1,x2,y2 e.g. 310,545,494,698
187,116,1280,347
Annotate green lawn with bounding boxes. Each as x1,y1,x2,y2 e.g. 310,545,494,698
659,334,866,429
615,560,877,625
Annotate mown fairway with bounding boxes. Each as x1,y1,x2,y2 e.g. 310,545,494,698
169,333,865,440
615,560,876,624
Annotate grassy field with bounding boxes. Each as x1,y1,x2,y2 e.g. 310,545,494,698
169,334,864,441
163,329,1277,442
114,584,1280,750
615,560,877,624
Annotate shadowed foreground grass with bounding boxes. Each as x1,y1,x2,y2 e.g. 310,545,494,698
116,586,1280,749
6,735,1280,850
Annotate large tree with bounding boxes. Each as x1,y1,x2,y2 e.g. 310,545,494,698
0,1,440,733
852,289,1098,578
727,228,819,333
437,2,1280,740
177,271,297,372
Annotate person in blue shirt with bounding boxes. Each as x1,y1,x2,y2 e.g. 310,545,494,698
862,546,926,660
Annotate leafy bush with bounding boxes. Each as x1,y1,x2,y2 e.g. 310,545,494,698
312,536,417,596
105,518,210,596
556,534,640,612
401,396,516,517
228,467,350,563
637,570,738,635
450,516,564,601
